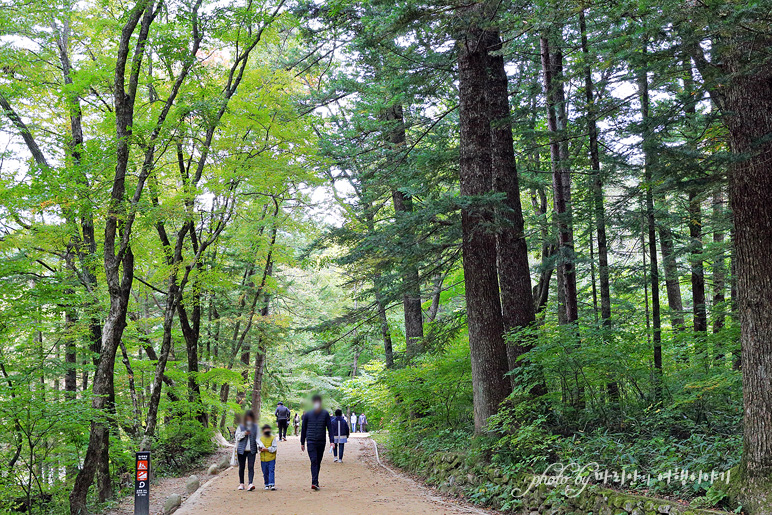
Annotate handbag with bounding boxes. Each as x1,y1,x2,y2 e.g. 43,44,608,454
230,445,238,467
333,419,348,444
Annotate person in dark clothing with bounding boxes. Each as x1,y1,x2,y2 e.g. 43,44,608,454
275,401,291,441
300,394,334,490
235,410,258,491
330,409,350,463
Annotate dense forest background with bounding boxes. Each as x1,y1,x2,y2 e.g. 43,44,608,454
0,0,770,512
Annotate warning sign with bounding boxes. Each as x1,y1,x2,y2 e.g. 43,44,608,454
135,452,151,515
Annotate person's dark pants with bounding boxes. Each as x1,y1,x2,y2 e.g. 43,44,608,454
294,424,299,436
237,452,256,484
306,441,326,486
333,442,345,460
278,420,289,439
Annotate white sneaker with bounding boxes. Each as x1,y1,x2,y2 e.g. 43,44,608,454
270,485,276,491
238,484,244,490
248,484,255,491
264,486,269,490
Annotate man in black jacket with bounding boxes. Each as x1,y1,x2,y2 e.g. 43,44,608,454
300,394,334,490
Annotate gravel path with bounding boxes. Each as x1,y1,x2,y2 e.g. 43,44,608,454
174,433,492,515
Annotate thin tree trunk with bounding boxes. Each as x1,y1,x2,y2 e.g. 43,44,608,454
530,188,555,315
374,281,394,369
579,10,611,325
426,274,444,323
250,289,271,416
119,340,141,437
179,297,207,425
64,308,78,400
141,282,180,450
658,220,686,331
638,47,663,399
688,193,707,334
541,34,578,325
384,104,424,358
712,188,726,334
683,62,708,336
457,14,511,432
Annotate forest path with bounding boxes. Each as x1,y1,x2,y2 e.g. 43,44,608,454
176,433,491,515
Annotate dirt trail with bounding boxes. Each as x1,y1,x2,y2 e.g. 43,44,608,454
176,434,490,515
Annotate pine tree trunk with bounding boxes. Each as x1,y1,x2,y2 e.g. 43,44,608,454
384,104,424,359
718,39,772,511
689,193,707,335
375,283,394,369
658,221,686,331
712,189,726,334
541,35,578,325
486,31,538,382
579,10,611,325
530,188,555,315
457,16,511,432
638,51,663,397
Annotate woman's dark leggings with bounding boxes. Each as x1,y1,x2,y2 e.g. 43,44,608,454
238,452,256,484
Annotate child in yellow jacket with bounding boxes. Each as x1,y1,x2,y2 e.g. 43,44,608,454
258,424,279,490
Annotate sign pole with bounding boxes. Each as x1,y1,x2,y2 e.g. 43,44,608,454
134,451,150,515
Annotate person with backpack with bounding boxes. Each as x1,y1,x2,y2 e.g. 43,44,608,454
329,409,350,463
275,401,291,441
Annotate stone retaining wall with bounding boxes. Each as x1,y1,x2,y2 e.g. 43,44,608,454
391,450,729,515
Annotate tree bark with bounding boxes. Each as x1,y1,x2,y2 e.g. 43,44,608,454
712,188,726,334
179,297,207,425
141,281,180,450
250,286,271,417
709,33,772,509
374,280,394,369
457,17,511,432
688,193,707,334
70,0,202,506
384,104,424,359
530,188,555,315
541,35,578,325
486,31,541,392
638,48,663,398
64,308,78,400
658,220,686,331
579,10,611,325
